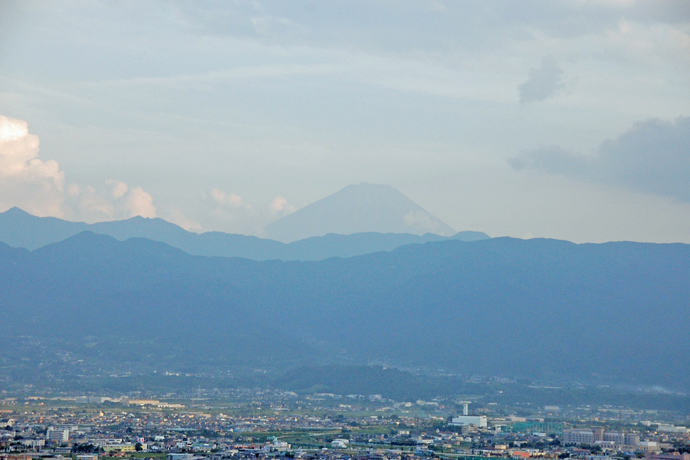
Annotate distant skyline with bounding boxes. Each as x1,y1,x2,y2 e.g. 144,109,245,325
1,1,689,243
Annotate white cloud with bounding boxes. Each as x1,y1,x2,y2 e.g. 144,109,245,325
107,179,129,199
270,195,295,213
210,188,251,209
67,183,81,198
198,188,297,235
203,187,263,234
0,115,65,217
71,185,117,220
167,208,202,232
0,114,157,221
67,181,157,221
0,115,63,187
123,186,156,218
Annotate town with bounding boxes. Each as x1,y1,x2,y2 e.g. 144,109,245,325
1,390,688,460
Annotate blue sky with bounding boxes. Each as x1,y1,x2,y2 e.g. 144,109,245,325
1,0,689,242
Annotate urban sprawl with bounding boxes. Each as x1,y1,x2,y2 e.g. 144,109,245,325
1,391,689,460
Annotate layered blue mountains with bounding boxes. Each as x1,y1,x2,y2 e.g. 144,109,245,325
1,207,689,397
0,206,487,260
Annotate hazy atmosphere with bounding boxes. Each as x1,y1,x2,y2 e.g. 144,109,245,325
1,0,689,242
3,2,690,447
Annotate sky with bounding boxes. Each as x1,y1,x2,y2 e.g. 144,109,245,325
1,0,689,242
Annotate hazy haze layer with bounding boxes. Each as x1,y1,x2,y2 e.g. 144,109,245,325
1,1,689,242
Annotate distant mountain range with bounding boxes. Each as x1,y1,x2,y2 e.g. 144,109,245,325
1,231,688,393
266,183,456,242
0,206,488,260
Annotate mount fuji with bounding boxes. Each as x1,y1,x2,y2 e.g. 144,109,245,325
266,183,456,242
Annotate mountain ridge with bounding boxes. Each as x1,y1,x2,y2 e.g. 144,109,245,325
0,206,487,260
1,233,688,392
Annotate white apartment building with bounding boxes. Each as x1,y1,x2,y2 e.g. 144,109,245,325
562,429,595,444
562,428,639,447
450,415,488,428
47,428,70,443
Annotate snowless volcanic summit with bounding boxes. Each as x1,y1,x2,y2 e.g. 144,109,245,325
266,183,456,242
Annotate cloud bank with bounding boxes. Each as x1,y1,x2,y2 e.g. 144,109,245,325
0,115,296,234
511,116,690,201
0,115,157,221
0,116,65,217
